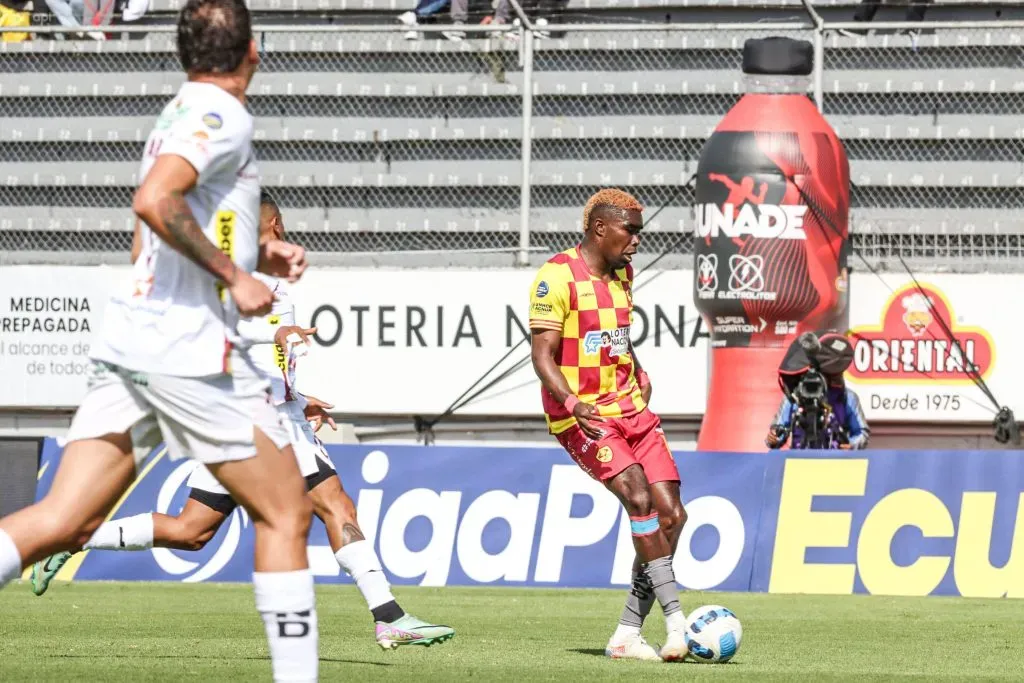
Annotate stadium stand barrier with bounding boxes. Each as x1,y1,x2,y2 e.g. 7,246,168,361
1,6,1022,272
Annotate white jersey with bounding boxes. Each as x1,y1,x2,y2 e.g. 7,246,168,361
90,81,261,377
235,272,307,407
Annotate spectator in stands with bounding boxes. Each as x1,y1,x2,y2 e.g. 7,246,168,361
42,0,147,40
480,0,513,29
43,0,95,39
843,0,932,39
0,0,31,42
482,0,564,39
120,0,148,22
397,0,467,41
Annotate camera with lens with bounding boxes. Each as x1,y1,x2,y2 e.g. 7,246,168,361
775,331,855,450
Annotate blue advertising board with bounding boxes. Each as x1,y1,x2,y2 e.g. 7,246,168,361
31,441,1024,598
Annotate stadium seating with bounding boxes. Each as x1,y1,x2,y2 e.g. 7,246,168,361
0,0,1021,270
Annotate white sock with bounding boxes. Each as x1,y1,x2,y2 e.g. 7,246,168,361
0,529,22,589
611,623,641,642
83,513,154,551
334,540,395,611
253,569,319,683
666,609,687,634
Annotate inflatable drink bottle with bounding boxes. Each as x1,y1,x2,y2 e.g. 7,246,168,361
693,37,851,452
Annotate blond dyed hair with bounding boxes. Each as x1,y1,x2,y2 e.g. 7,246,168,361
582,188,644,232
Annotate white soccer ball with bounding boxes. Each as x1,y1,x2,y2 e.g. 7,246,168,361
684,604,743,664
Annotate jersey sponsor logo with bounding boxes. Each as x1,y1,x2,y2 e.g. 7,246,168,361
154,100,190,131
267,314,288,372
202,112,223,130
530,302,553,316
535,281,549,298
215,211,235,302
583,326,629,357
847,282,995,384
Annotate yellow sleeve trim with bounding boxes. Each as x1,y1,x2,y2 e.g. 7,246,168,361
529,320,563,332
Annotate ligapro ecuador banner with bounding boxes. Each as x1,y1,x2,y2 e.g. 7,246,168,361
0,266,1018,421
35,440,1024,598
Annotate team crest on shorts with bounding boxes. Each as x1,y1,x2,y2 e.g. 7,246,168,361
596,446,613,463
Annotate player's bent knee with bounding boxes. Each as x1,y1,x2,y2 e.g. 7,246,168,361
615,478,654,516
659,505,687,537
179,525,217,551
609,465,655,514
274,496,314,539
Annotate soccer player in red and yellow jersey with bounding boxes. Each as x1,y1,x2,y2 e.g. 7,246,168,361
529,189,689,663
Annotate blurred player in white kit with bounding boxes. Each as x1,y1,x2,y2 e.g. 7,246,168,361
32,193,456,651
0,1,321,681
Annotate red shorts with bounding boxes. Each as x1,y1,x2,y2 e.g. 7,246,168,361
555,408,680,485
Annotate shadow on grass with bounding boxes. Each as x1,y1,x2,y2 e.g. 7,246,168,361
567,648,740,666
46,654,391,667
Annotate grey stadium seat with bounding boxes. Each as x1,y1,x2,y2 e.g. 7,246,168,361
0,19,1021,270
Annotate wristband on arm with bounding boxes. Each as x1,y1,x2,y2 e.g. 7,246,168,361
563,395,581,414
637,369,650,389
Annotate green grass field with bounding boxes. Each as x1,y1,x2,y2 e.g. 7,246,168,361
1,582,1023,681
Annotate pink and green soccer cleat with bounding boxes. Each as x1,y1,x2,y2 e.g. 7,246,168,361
375,614,455,650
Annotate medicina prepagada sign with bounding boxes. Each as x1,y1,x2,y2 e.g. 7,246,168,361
0,266,124,408
0,266,1018,422
33,440,1024,599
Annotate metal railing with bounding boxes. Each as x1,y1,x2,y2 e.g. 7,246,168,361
1,7,1022,271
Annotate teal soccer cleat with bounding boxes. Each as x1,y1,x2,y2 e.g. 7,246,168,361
30,551,74,596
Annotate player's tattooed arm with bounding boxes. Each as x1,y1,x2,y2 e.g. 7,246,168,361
157,190,239,284
341,523,365,545
132,155,238,284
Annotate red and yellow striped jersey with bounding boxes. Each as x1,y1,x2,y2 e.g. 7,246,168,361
528,246,646,435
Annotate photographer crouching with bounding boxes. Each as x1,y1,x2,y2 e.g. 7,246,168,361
766,331,870,451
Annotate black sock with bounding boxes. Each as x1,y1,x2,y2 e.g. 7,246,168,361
371,600,405,623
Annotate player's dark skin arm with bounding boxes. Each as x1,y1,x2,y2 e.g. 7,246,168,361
530,328,606,440
628,340,652,404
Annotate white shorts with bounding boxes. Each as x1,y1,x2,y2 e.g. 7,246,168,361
185,400,336,499
66,353,290,467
